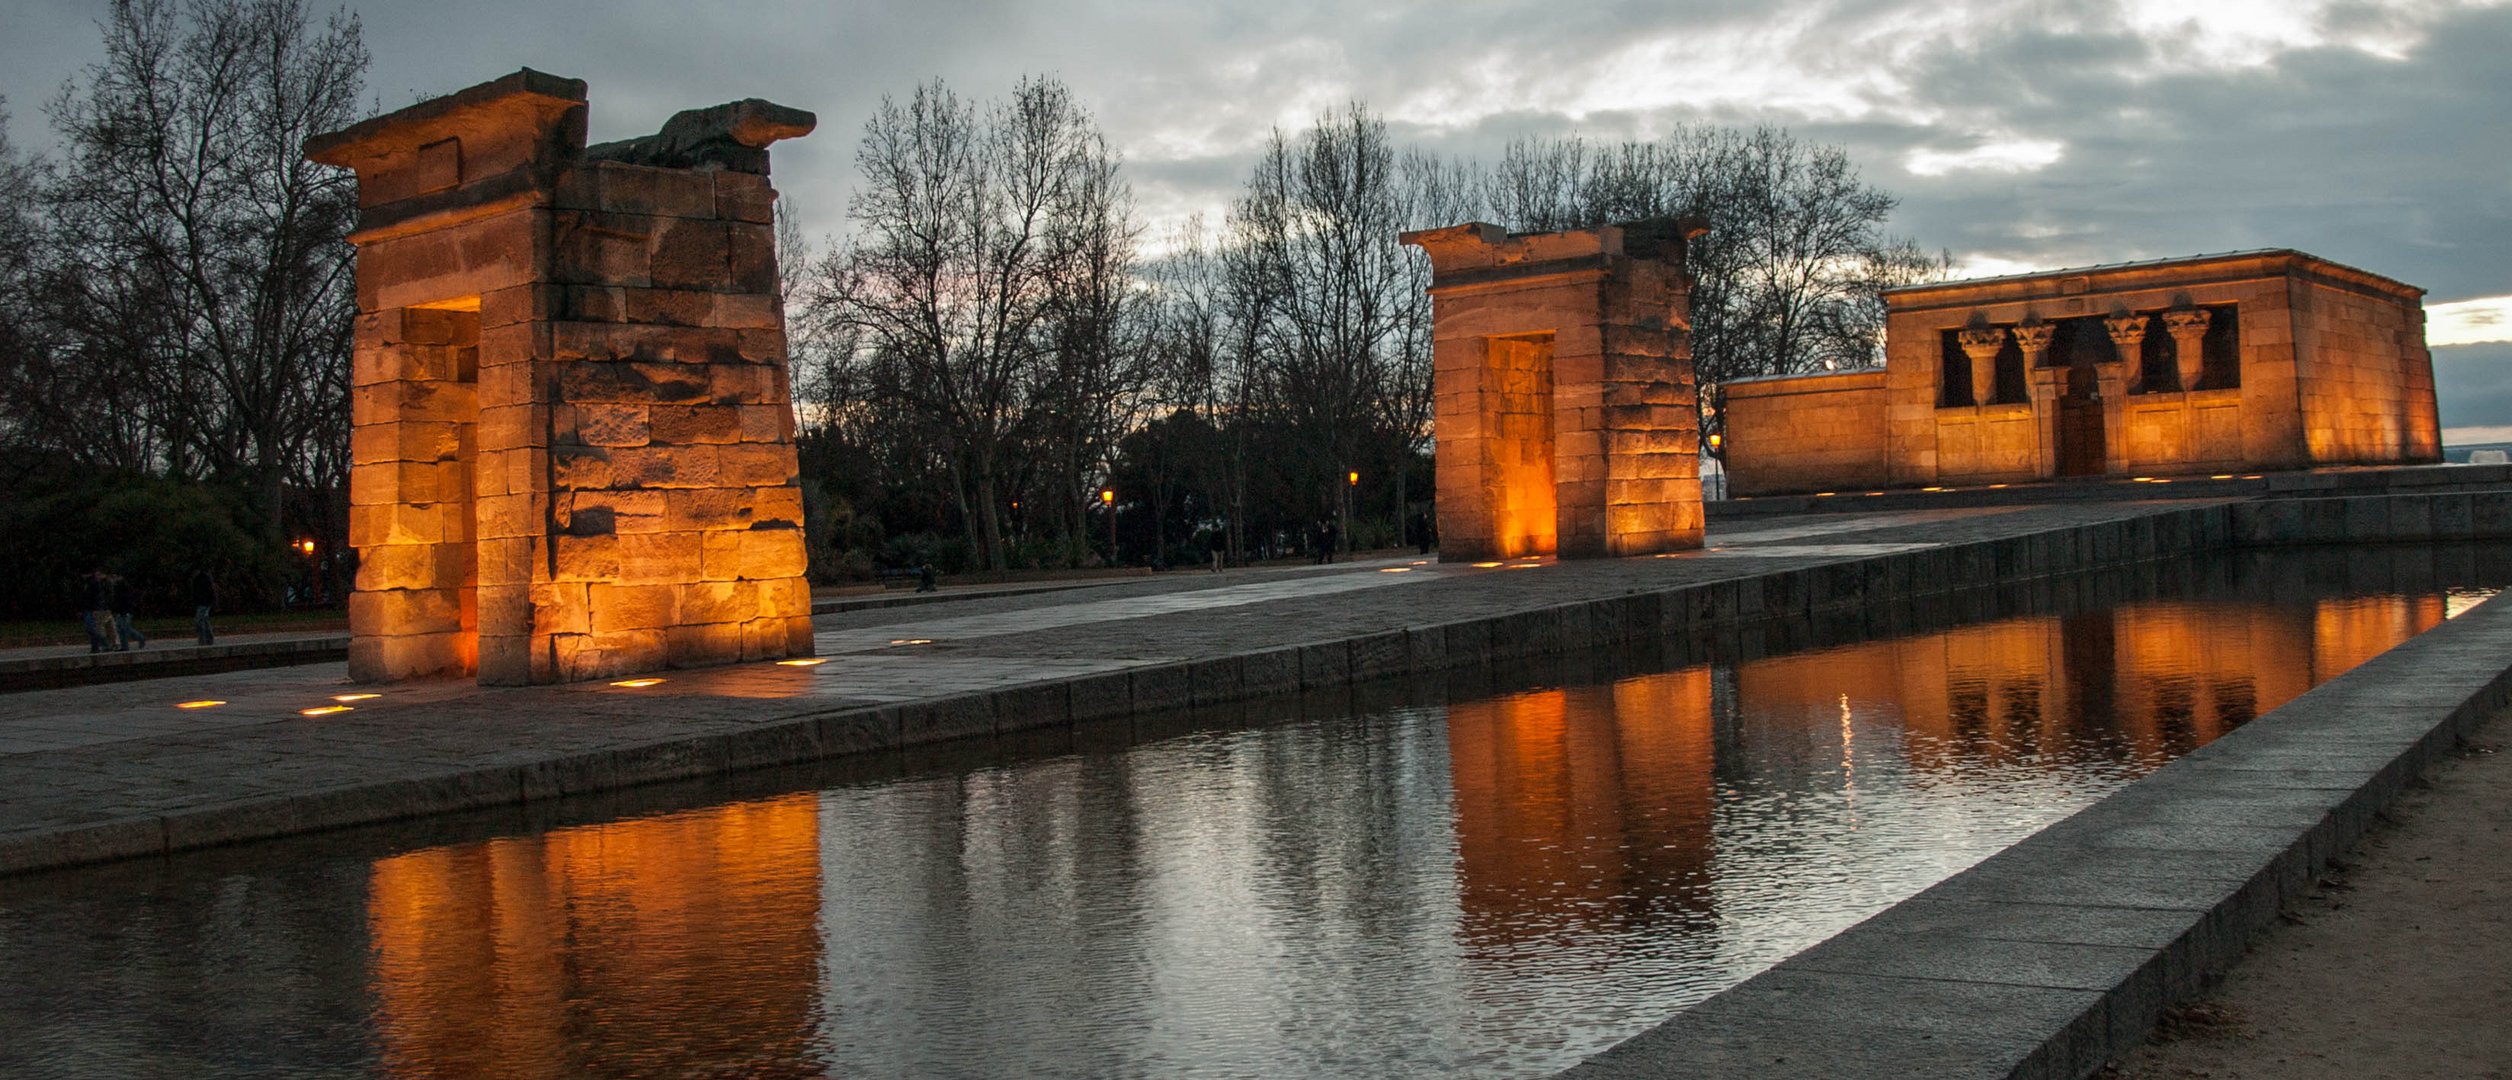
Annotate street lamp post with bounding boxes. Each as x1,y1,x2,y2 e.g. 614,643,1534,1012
1100,488,1115,566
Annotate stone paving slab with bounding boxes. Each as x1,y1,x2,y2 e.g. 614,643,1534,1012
0,501,2127,875
1551,566,2512,1080
0,571,1183,692
0,491,2498,896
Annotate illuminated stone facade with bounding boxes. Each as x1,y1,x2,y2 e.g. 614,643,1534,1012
1725,250,2441,496
1403,219,1709,561
308,70,815,684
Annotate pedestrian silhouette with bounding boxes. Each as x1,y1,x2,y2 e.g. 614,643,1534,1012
190,566,219,646
80,568,115,653
111,573,148,651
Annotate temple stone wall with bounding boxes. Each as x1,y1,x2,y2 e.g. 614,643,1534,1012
2292,276,2441,465
1404,219,1707,561
313,70,814,685
1731,250,2436,496
1722,370,1888,496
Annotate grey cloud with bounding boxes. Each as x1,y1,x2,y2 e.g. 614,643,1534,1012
7,0,2506,415
2435,344,2512,431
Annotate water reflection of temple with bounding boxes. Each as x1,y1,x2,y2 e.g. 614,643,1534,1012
365,795,824,1079
1446,668,1719,950
1443,594,2443,946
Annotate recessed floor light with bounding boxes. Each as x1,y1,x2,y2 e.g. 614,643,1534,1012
611,678,665,688
332,693,380,702
300,705,354,717
776,658,828,667
175,700,225,709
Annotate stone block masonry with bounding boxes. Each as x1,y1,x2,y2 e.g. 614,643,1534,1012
1403,218,1710,561
308,70,816,685
1727,250,2441,497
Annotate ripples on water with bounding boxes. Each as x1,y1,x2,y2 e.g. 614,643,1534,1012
0,549,2503,1079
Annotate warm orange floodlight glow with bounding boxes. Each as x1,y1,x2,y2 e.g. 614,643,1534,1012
1347,470,1359,486
297,538,317,555
175,700,225,709
775,658,828,667
1099,489,1114,505
300,705,355,716
1814,491,1837,497
1988,483,2010,489
611,678,665,688
333,693,381,702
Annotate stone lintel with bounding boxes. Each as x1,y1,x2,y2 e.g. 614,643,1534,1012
306,68,587,167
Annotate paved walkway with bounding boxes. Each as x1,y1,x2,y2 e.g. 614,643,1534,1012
2106,705,2512,1079
0,502,2148,869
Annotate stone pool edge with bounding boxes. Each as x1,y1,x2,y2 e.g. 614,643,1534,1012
0,491,2496,881
1553,519,2512,1077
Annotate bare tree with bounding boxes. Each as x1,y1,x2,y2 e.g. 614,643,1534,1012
1478,126,1946,447
37,0,365,534
1229,103,1417,551
811,76,1135,570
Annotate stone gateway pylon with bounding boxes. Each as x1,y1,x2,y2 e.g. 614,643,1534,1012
306,70,816,685
1401,219,1710,562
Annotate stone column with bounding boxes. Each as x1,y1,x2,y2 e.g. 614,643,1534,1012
2164,308,2212,391
2004,322,2052,476
1957,329,2007,406
2104,313,2149,378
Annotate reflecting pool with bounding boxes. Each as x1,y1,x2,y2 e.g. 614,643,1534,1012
1,546,2503,1079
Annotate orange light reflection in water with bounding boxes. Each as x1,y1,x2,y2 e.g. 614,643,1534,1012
1443,593,2447,950
366,794,825,1079
348,593,2455,1074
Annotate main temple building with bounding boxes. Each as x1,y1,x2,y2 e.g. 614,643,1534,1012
1723,250,2441,496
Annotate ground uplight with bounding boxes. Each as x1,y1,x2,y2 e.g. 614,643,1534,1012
174,700,224,709
332,693,379,702
300,705,354,717
611,678,666,688
776,658,828,667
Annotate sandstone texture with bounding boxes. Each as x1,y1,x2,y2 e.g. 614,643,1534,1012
308,69,816,684
1403,218,1710,560
1726,251,2441,496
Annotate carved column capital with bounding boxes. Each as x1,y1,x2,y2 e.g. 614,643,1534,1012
1956,328,2008,361
2162,308,2213,337
1956,328,2005,406
2010,322,2055,354
2103,312,2149,349
2163,307,2212,391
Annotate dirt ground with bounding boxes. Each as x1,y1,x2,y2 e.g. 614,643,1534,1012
2103,709,2512,1079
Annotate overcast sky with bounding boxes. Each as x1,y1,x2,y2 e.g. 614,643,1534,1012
7,0,2511,435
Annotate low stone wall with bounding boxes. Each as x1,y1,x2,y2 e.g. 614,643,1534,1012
1723,369,1889,496
0,636,349,693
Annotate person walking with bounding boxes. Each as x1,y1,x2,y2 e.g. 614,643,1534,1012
80,569,115,653
110,572,147,651
189,566,218,646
